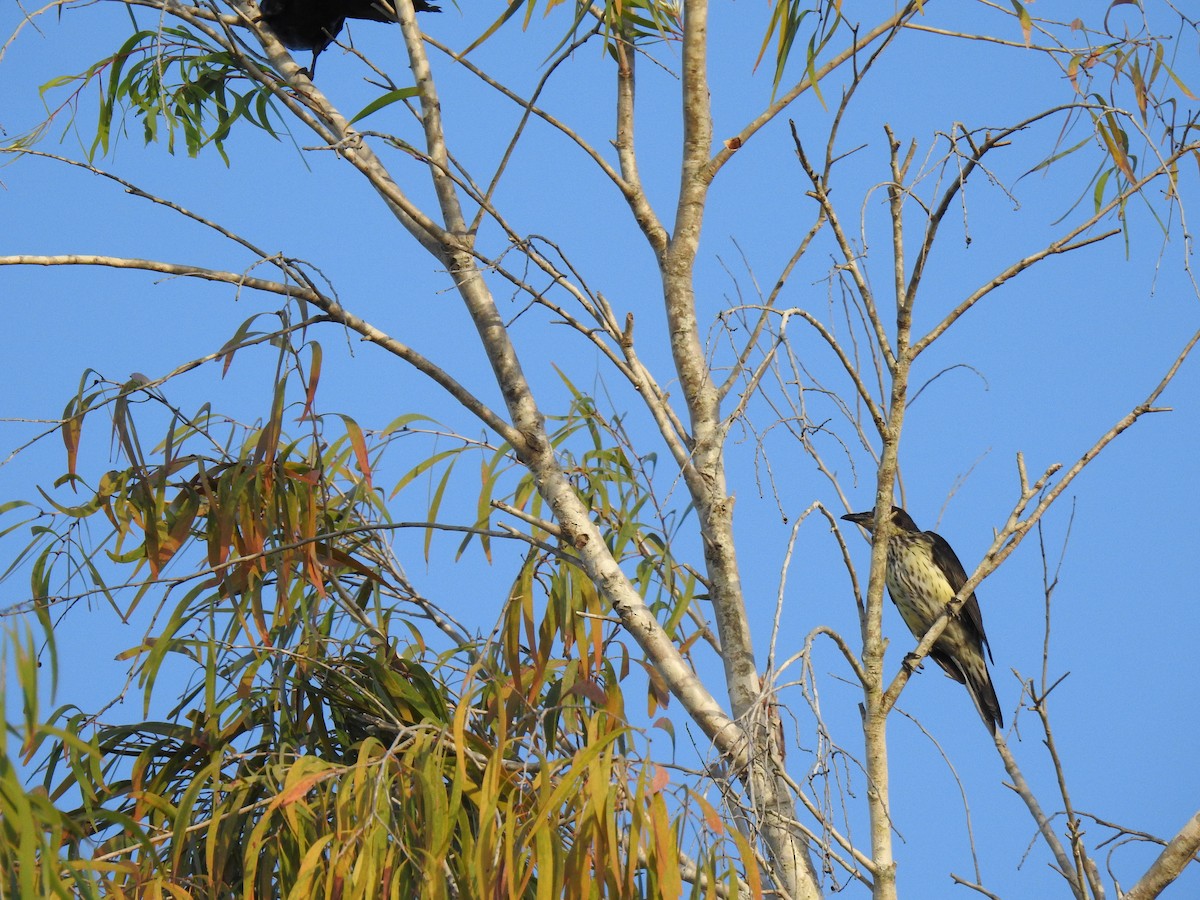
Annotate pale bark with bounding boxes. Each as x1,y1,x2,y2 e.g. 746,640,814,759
1122,811,1200,900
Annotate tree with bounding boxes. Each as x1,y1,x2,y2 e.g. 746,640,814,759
2,0,1199,897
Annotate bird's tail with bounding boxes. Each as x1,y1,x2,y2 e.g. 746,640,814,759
962,663,1003,736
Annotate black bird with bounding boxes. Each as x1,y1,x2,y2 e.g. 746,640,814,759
842,506,1003,735
258,0,441,77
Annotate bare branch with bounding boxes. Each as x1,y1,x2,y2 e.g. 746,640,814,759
1123,811,1200,900
884,327,1200,719
791,122,896,375
949,874,1003,899
715,224,825,405
0,253,519,445
777,305,888,434
994,733,1086,899
710,2,926,177
913,134,1200,357
613,35,670,253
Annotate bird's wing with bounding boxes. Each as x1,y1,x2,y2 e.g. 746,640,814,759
347,0,441,21
926,531,994,664
346,0,396,22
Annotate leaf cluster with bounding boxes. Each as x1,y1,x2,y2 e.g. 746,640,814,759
37,22,281,163
0,325,739,897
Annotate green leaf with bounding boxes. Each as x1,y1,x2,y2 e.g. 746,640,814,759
348,87,420,125
1010,0,1032,46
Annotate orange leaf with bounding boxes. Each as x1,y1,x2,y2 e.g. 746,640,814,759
338,414,372,489
299,342,322,422
650,764,670,794
61,410,83,479
692,791,726,836
275,771,330,808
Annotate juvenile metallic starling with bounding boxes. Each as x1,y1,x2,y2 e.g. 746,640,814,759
259,0,440,77
842,506,1002,735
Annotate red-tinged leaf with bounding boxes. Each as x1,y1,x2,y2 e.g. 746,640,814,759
299,547,324,595
283,464,320,485
156,498,197,570
61,405,83,480
568,678,607,705
143,523,163,580
218,314,269,378
650,763,669,794
1010,0,1031,46
299,342,322,422
253,381,286,468
337,414,372,489
250,577,272,646
691,791,726,835
1095,117,1135,182
303,512,325,598
644,661,669,716
274,771,331,808
211,506,233,568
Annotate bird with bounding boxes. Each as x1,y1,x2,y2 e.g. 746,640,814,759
841,506,1003,735
257,0,441,78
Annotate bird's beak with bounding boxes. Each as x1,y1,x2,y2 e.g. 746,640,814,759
841,511,874,528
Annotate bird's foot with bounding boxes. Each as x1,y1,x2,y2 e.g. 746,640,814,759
902,652,924,673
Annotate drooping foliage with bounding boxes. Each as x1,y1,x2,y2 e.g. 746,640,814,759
3,0,1199,898
1,298,744,896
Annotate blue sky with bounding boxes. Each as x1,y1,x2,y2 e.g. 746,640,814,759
3,0,1199,896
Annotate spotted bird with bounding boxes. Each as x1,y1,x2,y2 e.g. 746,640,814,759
842,506,1002,734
